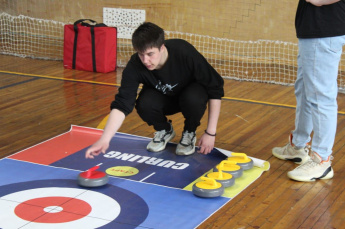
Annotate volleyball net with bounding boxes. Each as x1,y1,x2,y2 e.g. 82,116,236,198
0,11,344,90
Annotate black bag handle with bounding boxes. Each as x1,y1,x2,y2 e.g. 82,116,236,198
74,19,107,27
90,27,97,72
72,19,101,72
74,19,96,25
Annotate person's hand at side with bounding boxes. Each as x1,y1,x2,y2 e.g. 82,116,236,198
198,99,221,154
198,133,215,154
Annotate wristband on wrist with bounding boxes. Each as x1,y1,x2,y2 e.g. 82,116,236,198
204,130,216,136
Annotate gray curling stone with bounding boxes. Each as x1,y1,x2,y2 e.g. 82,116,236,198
213,160,243,179
206,171,235,188
192,177,224,198
227,152,254,170
78,165,109,187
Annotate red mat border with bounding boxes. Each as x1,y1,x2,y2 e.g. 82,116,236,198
9,125,102,165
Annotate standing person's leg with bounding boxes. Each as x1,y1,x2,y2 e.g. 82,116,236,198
298,37,344,159
288,36,345,182
176,82,208,155
271,45,313,164
292,39,314,148
136,86,179,152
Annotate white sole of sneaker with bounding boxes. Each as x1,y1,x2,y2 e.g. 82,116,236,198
287,167,334,182
175,147,195,156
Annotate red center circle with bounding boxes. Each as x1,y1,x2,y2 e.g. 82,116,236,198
15,196,92,223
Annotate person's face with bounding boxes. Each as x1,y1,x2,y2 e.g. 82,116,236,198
138,45,166,70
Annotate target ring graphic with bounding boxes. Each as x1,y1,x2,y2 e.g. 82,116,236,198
0,179,149,228
15,196,93,223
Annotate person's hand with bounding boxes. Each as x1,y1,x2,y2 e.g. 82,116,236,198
85,140,109,159
197,133,216,154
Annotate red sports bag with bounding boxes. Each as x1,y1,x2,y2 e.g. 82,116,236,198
63,19,117,73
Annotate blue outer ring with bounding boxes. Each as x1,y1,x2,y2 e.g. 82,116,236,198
0,179,149,229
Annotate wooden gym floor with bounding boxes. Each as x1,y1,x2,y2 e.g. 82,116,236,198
1,54,345,228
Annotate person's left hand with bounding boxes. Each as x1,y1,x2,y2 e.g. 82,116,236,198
197,133,216,154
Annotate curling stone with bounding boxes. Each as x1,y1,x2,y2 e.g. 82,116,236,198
207,161,235,188
214,160,243,178
78,163,109,187
192,176,224,198
227,152,254,170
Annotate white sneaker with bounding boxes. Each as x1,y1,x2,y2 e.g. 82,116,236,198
272,134,310,164
147,124,175,152
287,151,334,182
176,131,196,155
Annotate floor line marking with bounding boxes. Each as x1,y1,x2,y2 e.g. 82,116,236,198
0,70,120,87
140,172,156,182
0,77,39,90
2,70,345,115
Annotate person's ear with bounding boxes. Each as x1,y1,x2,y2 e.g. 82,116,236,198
159,44,165,51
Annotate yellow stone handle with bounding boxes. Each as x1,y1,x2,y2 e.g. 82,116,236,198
218,160,236,178
231,152,248,160
200,176,218,188
220,160,237,168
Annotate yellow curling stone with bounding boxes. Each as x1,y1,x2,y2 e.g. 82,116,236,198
192,176,224,198
207,161,235,188
214,160,243,178
227,152,254,170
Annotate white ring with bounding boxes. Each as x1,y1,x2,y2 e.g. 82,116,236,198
0,187,120,228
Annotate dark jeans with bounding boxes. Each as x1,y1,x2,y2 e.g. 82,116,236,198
135,82,208,132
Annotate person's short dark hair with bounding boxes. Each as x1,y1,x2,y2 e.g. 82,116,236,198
132,22,165,53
